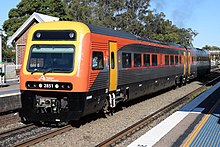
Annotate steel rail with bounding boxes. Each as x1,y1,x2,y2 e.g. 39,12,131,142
96,76,220,147
15,125,73,147
11,72,220,147
0,124,35,139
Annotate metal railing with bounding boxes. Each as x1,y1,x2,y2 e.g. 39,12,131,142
0,63,21,86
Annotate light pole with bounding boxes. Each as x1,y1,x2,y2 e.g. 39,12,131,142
0,29,2,65
0,30,2,85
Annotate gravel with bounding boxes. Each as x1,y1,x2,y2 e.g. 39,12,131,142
33,80,203,147
0,126,51,147
1,71,219,147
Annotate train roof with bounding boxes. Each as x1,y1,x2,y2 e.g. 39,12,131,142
86,23,137,40
137,37,184,48
86,23,185,48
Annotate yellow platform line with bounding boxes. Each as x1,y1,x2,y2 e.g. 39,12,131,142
182,98,220,147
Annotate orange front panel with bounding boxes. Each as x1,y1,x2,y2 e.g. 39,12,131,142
20,23,92,92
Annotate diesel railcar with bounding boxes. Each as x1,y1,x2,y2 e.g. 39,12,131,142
19,21,210,124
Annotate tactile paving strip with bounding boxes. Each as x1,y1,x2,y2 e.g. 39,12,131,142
190,102,220,147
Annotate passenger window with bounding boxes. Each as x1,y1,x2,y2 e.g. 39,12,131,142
92,51,104,70
152,54,157,66
144,54,150,66
179,56,182,64
165,55,169,65
134,53,142,67
175,56,179,64
122,53,131,68
159,54,163,65
170,56,174,65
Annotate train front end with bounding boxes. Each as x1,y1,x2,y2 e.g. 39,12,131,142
19,21,91,124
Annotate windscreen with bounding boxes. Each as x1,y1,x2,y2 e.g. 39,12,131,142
27,45,75,73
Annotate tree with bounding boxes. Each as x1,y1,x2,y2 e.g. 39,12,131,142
1,34,15,62
202,45,220,50
140,12,198,46
4,0,198,47
3,0,68,36
64,0,197,46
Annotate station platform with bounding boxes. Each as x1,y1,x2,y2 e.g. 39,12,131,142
0,83,20,95
128,82,220,147
0,83,21,113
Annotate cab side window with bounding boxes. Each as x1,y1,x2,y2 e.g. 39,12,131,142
92,51,104,70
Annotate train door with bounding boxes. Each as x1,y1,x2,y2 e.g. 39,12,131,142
188,51,191,75
184,52,187,75
109,41,118,92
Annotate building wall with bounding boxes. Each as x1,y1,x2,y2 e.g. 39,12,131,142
15,22,37,65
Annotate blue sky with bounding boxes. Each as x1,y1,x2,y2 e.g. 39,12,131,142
0,0,219,48
150,0,220,48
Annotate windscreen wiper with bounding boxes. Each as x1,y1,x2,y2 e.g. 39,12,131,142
31,69,40,75
43,68,53,75
43,68,63,75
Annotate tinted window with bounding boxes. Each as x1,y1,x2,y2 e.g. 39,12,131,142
134,54,142,67
152,54,157,66
122,53,131,68
33,30,76,41
144,54,150,66
165,55,169,65
92,52,104,70
27,45,74,73
175,56,179,64
170,56,174,65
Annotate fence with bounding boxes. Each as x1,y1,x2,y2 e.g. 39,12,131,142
0,63,21,85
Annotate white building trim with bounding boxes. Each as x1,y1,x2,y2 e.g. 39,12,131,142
7,12,59,46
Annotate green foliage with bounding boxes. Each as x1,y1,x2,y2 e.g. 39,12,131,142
3,0,68,36
140,12,198,46
3,0,198,47
202,45,220,50
65,0,197,46
1,35,16,61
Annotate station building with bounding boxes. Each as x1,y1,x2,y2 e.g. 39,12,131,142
209,50,220,63
7,12,59,65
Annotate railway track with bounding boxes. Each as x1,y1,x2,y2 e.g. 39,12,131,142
0,124,35,139
96,75,220,146
2,71,220,146
15,125,73,147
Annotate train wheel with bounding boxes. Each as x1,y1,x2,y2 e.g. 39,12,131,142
182,76,186,86
21,117,31,124
102,98,113,117
177,77,182,87
173,78,178,89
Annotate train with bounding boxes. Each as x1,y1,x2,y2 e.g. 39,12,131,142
19,21,210,125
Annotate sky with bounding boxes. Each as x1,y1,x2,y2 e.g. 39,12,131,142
0,0,220,48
